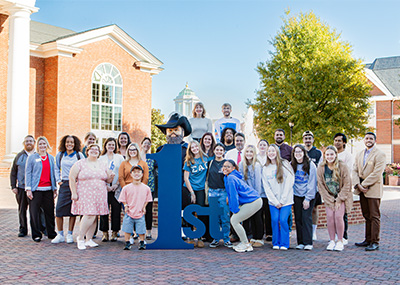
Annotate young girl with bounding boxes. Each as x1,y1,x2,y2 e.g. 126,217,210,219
317,146,353,251
291,144,317,250
207,143,232,248
183,140,208,247
99,138,124,242
223,159,262,253
239,145,264,247
262,144,294,250
257,139,273,242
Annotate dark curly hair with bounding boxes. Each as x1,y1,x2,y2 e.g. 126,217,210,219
58,135,82,153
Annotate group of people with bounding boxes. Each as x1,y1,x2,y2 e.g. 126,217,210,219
11,132,156,250
10,102,386,253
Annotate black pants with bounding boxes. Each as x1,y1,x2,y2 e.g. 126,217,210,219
249,206,264,240
100,191,121,232
145,201,153,231
294,196,315,246
262,197,272,236
343,212,348,240
28,190,56,240
16,187,29,235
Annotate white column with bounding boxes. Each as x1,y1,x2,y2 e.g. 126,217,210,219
3,2,38,162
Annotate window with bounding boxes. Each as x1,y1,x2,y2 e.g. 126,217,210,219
91,63,123,134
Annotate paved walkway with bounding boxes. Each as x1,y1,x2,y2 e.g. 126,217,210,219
1,177,399,284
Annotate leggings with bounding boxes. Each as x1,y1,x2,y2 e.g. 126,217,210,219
231,198,263,243
325,202,345,241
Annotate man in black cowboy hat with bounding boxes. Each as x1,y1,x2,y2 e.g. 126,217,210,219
156,113,192,208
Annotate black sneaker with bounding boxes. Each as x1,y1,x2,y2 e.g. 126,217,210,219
18,232,26,237
224,241,233,248
133,234,139,240
146,235,152,240
210,239,220,248
265,236,272,242
139,241,146,250
124,241,131,250
33,237,41,242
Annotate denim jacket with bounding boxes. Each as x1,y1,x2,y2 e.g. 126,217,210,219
25,153,57,191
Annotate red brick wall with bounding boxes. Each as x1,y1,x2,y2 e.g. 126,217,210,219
30,56,45,137
55,38,152,149
376,100,392,144
0,14,9,161
43,56,59,153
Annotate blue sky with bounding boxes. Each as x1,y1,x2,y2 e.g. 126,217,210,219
32,0,400,120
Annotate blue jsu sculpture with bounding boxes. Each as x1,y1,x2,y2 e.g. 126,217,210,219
146,144,224,249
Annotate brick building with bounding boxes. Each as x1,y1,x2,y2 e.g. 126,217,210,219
360,56,400,163
0,0,163,162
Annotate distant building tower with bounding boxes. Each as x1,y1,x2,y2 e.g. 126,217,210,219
174,83,200,117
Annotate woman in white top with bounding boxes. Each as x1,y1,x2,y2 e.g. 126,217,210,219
98,138,124,242
262,144,294,250
189,102,213,142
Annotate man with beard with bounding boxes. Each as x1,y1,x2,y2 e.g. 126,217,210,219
353,132,385,251
156,113,192,209
10,135,36,237
302,131,322,241
214,103,241,143
274,129,292,161
220,127,236,152
334,132,354,245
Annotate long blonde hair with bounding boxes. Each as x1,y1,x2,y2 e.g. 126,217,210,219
185,140,206,167
242,145,257,181
125,142,143,161
322,145,341,182
266,144,284,183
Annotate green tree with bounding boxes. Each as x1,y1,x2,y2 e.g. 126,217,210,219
151,108,167,153
251,11,372,146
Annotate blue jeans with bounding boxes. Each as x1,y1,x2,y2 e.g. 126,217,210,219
269,204,292,248
209,188,230,242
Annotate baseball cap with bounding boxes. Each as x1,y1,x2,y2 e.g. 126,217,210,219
302,131,314,138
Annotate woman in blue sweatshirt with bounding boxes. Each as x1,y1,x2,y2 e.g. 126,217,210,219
223,159,262,253
291,144,317,250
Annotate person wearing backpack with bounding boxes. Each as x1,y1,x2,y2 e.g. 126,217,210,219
52,135,84,244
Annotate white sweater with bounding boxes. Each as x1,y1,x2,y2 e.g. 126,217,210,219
262,160,294,207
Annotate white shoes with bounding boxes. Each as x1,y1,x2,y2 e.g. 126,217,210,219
233,242,253,253
66,233,74,244
129,237,134,245
77,239,86,250
85,239,99,248
326,240,335,251
51,234,65,244
304,245,313,250
296,244,305,250
334,241,344,251
272,245,280,250
279,246,288,250
343,238,348,245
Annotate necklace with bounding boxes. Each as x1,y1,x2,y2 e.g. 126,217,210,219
40,154,47,161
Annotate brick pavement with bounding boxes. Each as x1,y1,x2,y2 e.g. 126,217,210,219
1,177,399,284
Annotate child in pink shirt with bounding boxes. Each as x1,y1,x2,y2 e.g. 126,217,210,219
119,165,152,250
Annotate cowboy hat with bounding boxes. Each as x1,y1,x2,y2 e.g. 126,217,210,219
156,113,192,137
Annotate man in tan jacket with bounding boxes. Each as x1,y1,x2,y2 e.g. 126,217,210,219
352,132,386,251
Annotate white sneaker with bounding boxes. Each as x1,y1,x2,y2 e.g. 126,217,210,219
326,240,335,251
279,246,288,250
296,244,305,250
84,239,99,248
51,234,65,244
304,245,313,250
130,237,134,245
66,234,74,244
233,242,253,253
272,245,280,250
343,238,348,245
77,239,86,250
334,241,344,251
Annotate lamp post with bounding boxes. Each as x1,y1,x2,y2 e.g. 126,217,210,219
289,122,294,146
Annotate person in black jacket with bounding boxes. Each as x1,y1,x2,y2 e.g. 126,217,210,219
10,135,36,237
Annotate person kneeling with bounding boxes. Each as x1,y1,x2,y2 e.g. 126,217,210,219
119,165,153,250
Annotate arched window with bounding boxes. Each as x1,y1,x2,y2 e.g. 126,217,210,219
91,63,123,135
